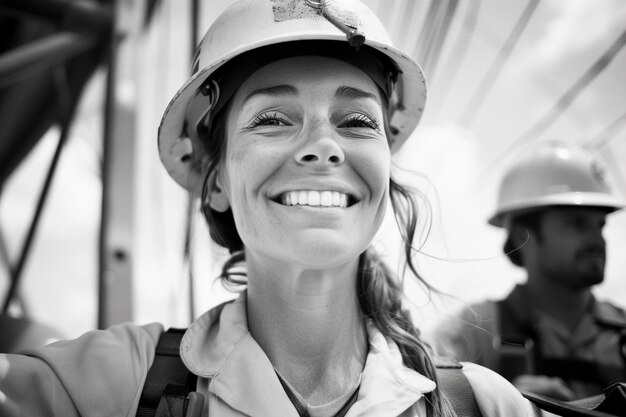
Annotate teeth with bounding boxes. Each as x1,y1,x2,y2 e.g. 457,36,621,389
321,191,332,206
281,191,349,208
298,191,307,205
308,190,320,206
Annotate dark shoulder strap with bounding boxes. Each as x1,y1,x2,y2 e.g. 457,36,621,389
498,285,536,342
496,287,541,381
520,389,620,417
136,328,203,417
434,356,483,417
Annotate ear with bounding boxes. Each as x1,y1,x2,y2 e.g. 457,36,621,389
510,222,534,250
206,169,230,213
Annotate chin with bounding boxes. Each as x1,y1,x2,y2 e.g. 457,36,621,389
288,235,368,268
296,246,361,268
578,271,605,287
585,275,605,287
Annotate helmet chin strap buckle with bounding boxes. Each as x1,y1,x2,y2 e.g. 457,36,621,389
307,0,366,47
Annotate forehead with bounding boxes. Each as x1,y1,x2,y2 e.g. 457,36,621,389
543,206,609,222
233,55,381,101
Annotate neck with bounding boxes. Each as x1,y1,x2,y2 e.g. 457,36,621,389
246,254,367,405
525,273,593,332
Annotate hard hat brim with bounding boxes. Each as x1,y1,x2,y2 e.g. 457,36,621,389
489,192,626,227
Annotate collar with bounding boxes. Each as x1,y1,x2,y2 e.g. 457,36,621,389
180,292,435,417
592,300,626,330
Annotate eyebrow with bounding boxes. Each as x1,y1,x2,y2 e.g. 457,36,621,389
241,84,381,106
335,86,381,104
242,85,298,106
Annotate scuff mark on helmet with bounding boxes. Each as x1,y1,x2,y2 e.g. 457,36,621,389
271,0,322,22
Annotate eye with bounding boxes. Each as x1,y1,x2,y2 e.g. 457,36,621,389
339,113,380,131
565,215,590,231
247,112,291,128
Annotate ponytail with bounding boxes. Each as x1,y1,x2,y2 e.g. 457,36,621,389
356,178,456,417
358,250,455,417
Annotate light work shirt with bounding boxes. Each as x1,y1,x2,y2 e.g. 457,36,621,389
0,292,537,416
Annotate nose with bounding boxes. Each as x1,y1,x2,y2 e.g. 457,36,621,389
582,218,607,251
295,123,345,166
591,224,606,246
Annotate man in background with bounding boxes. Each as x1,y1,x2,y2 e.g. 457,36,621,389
430,140,626,400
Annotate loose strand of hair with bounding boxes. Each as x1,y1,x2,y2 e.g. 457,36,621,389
357,250,456,417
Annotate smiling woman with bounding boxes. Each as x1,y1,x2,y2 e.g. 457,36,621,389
0,1,539,416
210,57,390,269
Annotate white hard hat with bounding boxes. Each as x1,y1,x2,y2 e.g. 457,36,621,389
489,140,625,227
158,0,427,193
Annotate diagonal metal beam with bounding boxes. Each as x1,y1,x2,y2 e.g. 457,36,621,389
412,0,460,80
1,69,75,314
583,111,626,151
505,26,626,154
460,0,540,126
431,0,482,111
0,32,97,87
0,0,111,34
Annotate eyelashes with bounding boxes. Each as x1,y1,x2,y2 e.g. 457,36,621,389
339,113,381,131
246,111,381,132
247,112,291,128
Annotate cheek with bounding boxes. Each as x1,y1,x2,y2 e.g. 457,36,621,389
358,143,391,201
222,145,280,237
222,150,251,211
541,235,575,262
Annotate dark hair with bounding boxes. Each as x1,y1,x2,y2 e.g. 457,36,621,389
361,179,455,417
199,104,243,253
198,73,455,417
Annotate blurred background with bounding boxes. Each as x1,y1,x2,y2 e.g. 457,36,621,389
1,0,625,347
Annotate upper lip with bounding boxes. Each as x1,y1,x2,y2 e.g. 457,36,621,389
581,247,605,257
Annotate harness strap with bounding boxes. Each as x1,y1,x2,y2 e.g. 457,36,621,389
434,356,483,417
497,288,626,385
137,328,200,417
538,358,624,387
520,389,621,417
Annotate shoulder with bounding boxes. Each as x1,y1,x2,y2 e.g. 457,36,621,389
24,321,164,367
461,362,537,417
595,299,626,322
425,301,498,358
15,322,164,416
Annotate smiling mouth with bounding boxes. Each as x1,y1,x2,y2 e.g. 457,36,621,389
278,190,355,208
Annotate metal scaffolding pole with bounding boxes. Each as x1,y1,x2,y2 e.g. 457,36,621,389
98,0,146,328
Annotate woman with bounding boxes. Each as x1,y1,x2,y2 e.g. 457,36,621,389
0,0,537,416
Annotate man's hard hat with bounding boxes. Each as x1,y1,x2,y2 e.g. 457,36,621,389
489,140,626,227
158,0,427,193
